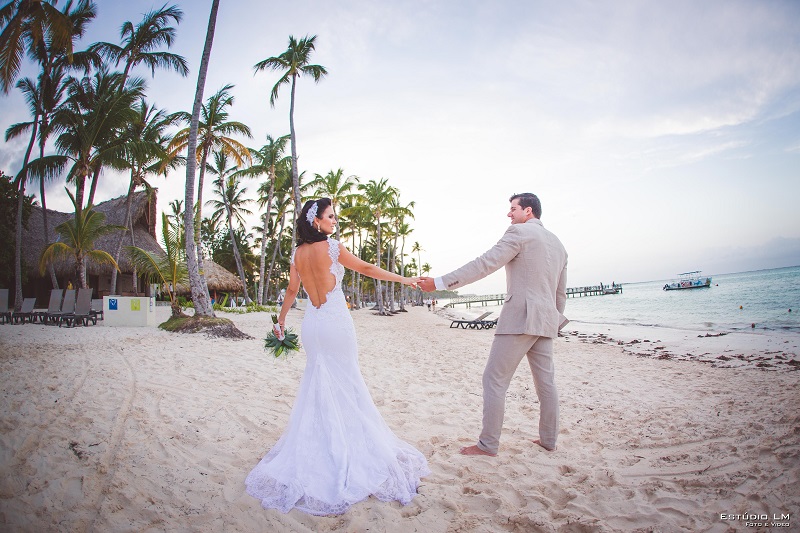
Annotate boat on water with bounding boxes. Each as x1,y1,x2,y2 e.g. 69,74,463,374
663,271,712,291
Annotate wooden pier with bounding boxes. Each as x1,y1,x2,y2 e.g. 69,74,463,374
445,285,621,307
566,285,622,298
445,294,506,308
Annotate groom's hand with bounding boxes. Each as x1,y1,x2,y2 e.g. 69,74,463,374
418,277,436,292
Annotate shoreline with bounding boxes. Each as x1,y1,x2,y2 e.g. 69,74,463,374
1,305,798,531
437,307,800,371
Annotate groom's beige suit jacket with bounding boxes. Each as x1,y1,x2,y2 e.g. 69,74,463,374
441,218,568,338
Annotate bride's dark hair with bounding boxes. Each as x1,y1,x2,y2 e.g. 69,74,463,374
297,198,333,245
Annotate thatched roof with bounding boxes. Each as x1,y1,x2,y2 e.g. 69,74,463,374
23,191,244,293
175,259,244,294
23,190,160,277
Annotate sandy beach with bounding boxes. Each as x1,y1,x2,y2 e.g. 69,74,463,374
1,305,798,532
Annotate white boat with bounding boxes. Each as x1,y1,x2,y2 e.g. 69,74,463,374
663,271,712,291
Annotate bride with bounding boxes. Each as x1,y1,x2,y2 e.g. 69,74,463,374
245,197,430,516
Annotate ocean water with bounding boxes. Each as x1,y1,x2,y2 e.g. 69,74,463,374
567,266,800,334
444,266,800,335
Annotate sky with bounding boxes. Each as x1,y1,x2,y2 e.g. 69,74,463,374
2,0,799,294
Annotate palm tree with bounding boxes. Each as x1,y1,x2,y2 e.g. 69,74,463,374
89,3,188,87
309,168,358,240
411,240,424,304
49,69,146,216
110,98,181,294
395,220,414,311
127,212,187,318
181,0,220,317
356,178,398,315
385,196,414,312
264,187,292,302
38,189,125,288
3,0,96,309
0,0,73,93
234,133,288,304
208,150,253,304
253,34,327,230
169,84,251,285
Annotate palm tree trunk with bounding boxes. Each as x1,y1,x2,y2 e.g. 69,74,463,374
257,210,269,305
110,176,136,294
77,252,88,289
265,213,285,303
289,74,301,243
375,219,384,315
225,185,250,304
386,241,394,313
38,139,59,290
257,171,275,305
13,112,39,310
74,165,88,220
87,164,101,207
183,0,219,318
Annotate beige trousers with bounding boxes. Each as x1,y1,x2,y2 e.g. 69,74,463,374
476,334,559,454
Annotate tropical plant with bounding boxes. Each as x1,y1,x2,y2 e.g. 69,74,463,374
253,34,327,231
126,212,187,318
0,171,34,293
38,189,125,288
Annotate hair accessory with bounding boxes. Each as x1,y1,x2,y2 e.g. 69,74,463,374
306,202,318,227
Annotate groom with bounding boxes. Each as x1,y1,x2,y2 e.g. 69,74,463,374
419,193,568,455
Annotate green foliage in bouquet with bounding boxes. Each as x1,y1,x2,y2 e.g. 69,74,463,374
264,314,301,358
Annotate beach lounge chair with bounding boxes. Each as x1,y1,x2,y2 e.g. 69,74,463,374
62,288,95,327
13,298,37,324
49,289,74,325
480,317,498,329
0,289,10,324
91,299,104,321
449,312,493,330
39,289,64,324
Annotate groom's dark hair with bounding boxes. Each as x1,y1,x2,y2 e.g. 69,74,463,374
297,198,333,245
510,192,541,219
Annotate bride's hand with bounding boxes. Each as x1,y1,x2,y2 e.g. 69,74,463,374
404,276,421,288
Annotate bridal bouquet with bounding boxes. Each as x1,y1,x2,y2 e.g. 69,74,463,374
264,314,300,358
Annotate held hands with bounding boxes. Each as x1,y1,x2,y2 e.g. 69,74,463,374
418,277,436,292
403,276,422,289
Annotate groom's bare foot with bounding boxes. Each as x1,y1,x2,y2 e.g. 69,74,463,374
532,439,556,452
459,445,496,456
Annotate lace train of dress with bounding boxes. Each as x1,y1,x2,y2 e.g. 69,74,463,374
245,239,430,516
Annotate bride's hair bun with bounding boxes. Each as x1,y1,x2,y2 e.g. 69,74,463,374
297,198,333,245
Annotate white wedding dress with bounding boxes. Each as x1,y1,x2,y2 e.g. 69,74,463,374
245,238,430,516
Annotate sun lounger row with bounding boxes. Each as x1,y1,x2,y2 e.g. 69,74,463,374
0,288,103,326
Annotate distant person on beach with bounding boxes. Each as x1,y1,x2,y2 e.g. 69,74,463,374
419,192,568,456
246,197,429,515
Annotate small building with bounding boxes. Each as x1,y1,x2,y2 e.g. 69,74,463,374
21,190,243,305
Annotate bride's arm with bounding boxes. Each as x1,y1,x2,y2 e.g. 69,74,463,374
277,262,301,334
338,243,419,286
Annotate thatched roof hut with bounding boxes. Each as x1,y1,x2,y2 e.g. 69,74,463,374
23,190,161,278
175,259,244,295
21,190,243,300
